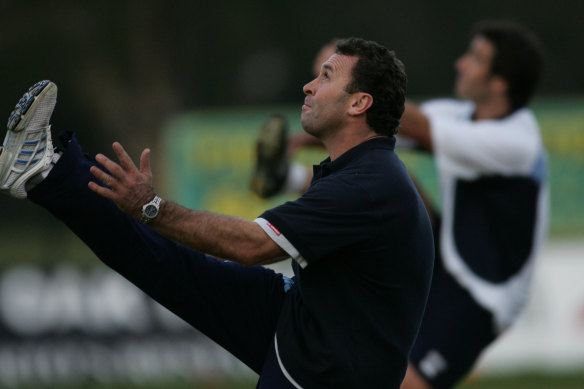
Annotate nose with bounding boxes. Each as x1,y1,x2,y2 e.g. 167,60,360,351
303,77,317,96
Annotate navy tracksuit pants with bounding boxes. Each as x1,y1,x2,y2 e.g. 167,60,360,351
28,132,296,388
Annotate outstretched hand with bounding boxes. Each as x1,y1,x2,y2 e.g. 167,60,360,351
88,142,155,219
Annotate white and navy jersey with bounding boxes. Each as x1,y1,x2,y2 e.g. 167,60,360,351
422,99,549,332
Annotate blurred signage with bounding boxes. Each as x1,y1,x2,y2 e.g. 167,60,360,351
0,265,250,387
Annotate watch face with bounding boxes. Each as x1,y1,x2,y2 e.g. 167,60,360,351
144,204,158,218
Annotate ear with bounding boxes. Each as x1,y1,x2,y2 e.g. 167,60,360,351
348,92,373,117
490,75,508,96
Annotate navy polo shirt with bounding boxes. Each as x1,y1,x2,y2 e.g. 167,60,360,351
256,136,434,388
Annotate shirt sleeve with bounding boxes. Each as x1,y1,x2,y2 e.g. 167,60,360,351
254,216,308,268
423,101,541,177
254,176,380,268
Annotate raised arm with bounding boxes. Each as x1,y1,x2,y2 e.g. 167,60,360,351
88,142,287,266
398,101,433,151
152,201,288,266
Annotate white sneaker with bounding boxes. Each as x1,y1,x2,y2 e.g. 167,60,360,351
0,80,58,199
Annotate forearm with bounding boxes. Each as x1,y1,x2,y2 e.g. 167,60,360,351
151,200,287,266
88,144,286,266
399,101,433,151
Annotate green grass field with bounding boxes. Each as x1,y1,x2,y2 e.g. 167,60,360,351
9,372,584,389
461,372,584,389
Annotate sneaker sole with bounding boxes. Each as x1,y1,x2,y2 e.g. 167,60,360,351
7,80,57,133
257,115,287,159
0,80,57,198
250,114,288,198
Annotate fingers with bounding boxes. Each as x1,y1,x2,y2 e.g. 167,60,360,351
140,148,151,176
95,152,126,182
88,165,116,200
89,165,117,188
89,143,154,201
93,142,140,184
88,144,156,220
88,179,115,200
112,142,137,172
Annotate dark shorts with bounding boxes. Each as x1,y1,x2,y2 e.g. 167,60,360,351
409,218,497,389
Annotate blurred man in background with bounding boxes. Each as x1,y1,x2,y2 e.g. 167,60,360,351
252,20,548,389
0,37,433,388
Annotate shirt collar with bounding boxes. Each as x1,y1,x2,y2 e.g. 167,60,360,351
314,136,396,177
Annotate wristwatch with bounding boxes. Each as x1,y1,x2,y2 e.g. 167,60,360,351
141,195,162,224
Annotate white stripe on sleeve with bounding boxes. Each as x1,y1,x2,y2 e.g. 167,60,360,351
254,217,308,268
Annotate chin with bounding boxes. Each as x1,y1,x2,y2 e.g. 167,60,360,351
454,87,468,100
303,126,316,137
302,123,319,138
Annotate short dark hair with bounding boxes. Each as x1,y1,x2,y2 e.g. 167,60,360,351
336,38,407,136
474,20,545,111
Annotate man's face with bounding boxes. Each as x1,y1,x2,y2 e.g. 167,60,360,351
454,36,496,102
301,54,358,138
